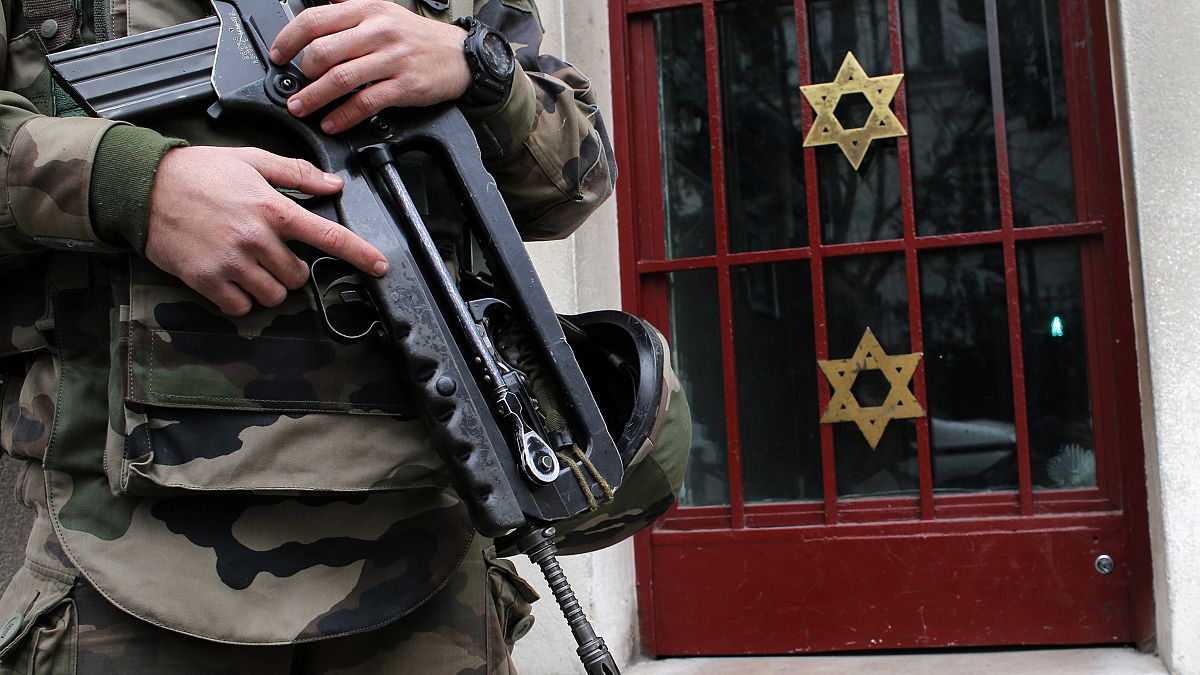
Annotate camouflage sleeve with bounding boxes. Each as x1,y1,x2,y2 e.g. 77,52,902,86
0,0,178,258
0,98,122,255
467,0,616,241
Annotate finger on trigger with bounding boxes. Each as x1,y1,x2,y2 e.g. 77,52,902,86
283,204,387,277
241,150,342,194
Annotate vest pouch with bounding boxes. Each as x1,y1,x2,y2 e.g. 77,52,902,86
106,258,448,496
0,562,76,668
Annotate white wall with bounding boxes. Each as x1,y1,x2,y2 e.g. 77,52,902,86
514,0,640,673
1109,1,1200,673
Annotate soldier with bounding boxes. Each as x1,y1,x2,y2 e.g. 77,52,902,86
0,0,628,671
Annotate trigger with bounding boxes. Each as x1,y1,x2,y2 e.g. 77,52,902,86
339,288,370,305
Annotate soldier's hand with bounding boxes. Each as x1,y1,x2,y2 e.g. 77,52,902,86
146,146,388,316
269,0,472,134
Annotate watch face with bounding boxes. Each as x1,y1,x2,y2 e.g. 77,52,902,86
480,32,514,77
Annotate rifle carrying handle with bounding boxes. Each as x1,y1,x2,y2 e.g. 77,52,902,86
316,135,528,540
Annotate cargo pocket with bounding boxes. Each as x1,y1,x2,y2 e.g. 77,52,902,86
0,563,76,673
484,547,539,653
104,258,448,496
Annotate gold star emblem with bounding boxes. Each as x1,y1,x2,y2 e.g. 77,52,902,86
800,52,907,170
818,328,924,449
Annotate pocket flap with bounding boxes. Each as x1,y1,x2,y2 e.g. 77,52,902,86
484,547,539,647
108,259,447,496
127,261,412,414
0,563,74,661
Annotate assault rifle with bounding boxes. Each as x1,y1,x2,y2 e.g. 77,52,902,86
49,3,625,673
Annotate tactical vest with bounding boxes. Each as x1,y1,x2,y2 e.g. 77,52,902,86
0,0,689,650
0,0,486,645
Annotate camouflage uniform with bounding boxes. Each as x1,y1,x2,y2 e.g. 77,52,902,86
0,0,635,670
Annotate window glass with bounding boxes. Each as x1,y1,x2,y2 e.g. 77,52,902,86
824,253,918,498
902,0,1002,236
656,7,716,259
718,0,807,253
920,247,1017,492
733,261,822,503
669,269,730,506
808,0,902,244
1019,241,1096,490
999,0,1077,227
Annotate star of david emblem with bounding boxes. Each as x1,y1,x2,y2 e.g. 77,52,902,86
818,328,924,449
800,52,907,170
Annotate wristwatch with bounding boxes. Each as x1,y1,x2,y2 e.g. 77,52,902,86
453,16,516,106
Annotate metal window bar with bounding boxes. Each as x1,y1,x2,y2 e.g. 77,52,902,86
625,0,1114,528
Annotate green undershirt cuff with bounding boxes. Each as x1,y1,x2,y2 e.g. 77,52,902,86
460,60,537,160
91,125,188,253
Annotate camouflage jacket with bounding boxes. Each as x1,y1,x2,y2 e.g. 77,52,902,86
0,0,616,646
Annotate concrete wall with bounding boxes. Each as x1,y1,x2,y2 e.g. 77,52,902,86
1109,1,1200,673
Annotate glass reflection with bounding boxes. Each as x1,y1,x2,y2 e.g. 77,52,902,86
824,254,917,497
655,8,716,259
669,269,730,506
733,261,822,502
718,0,807,253
808,0,902,244
920,247,1017,492
998,0,1077,227
902,0,1001,235
1019,241,1096,489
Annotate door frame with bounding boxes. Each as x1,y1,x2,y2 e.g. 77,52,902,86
606,0,1154,656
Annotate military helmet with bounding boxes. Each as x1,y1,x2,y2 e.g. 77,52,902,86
528,310,691,556
562,310,666,467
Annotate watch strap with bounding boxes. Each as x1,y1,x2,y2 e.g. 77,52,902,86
454,16,514,107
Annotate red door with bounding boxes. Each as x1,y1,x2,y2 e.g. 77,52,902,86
609,0,1152,655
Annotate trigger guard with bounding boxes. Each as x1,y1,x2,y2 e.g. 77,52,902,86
309,256,384,343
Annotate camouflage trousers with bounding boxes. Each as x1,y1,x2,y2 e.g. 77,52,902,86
0,533,539,675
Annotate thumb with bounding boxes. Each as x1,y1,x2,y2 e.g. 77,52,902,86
236,148,344,195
